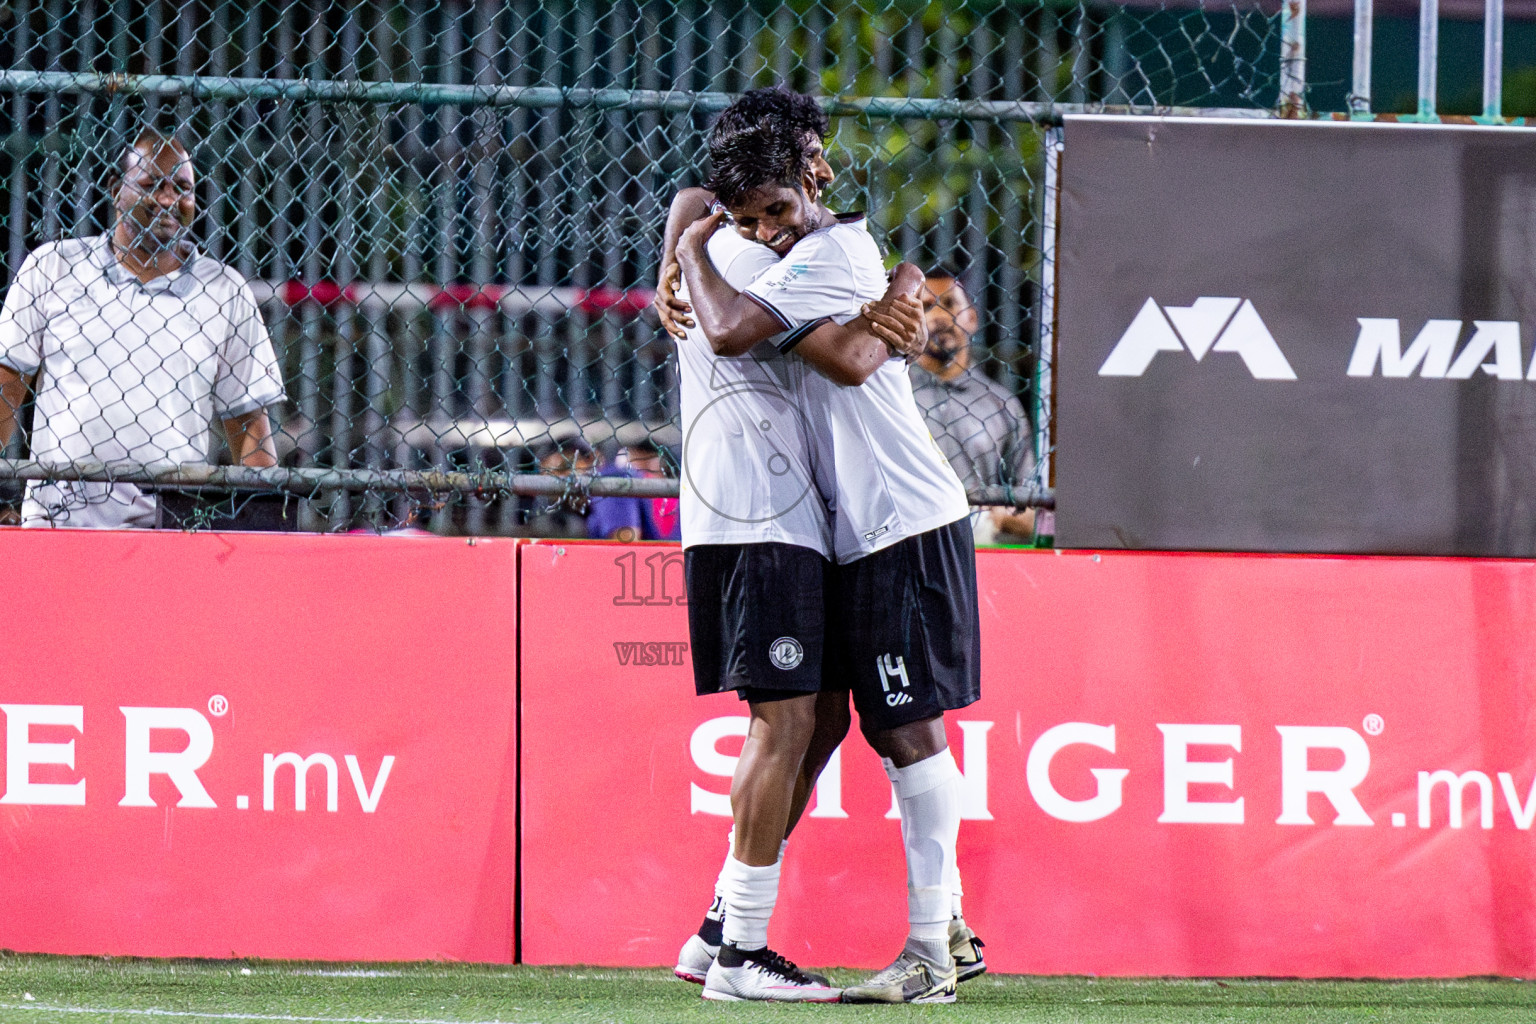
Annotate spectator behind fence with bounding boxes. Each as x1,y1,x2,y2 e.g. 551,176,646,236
524,435,596,539
587,439,681,542
0,130,285,528
910,270,1036,545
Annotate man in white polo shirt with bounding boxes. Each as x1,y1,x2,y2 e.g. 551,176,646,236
0,130,285,528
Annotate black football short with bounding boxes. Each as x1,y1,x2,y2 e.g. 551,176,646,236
825,517,981,732
685,542,828,698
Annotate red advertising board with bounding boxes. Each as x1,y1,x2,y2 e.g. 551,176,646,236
0,529,518,962
520,542,1536,977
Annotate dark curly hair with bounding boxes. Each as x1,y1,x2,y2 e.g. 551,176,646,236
710,86,829,149
705,87,826,209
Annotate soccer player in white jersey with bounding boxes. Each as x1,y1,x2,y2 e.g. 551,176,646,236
0,131,284,527
675,95,984,1005
666,91,932,1003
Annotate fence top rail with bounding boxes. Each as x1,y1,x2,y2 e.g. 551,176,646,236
0,71,1278,123
13,71,1533,126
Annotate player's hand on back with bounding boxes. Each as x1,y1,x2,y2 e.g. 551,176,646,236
656,187,715,339
654,259,693,339
867,261,928,361
861,293,926,362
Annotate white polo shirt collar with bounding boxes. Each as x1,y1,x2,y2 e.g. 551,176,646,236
97,232,204,296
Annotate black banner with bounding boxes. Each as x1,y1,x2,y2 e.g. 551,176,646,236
1056,115,1536,555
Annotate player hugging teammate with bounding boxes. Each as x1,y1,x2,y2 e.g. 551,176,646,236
658,86,986,1004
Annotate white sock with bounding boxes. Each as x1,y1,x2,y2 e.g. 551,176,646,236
950,865,964,921
707,828,735,922
887,750,961,945
706,830,789,945
720,853,781,951
710,831,787,913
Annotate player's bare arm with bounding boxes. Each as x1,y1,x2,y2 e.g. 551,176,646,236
853,292,925,360
676,210,785,355
679,213,924,385
796,273,925,385
855,262,928,361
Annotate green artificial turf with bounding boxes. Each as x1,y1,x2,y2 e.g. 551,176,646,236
0,955,1533,1023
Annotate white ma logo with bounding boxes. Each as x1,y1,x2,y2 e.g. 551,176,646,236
1099,297,1297,380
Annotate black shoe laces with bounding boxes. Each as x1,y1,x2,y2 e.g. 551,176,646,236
750,947,814,985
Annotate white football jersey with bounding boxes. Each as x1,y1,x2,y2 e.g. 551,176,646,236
677,228,832,556
744,215,969,563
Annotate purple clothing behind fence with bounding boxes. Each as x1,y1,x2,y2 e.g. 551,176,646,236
586,467,681,541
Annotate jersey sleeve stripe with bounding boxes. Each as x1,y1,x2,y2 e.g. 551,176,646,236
743,291,793,330
777,316,833,353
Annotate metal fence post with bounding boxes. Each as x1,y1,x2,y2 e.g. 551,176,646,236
1350,0,1372,115
1483,0,1504,120
1418,0,1439,119
1280,0,1307,117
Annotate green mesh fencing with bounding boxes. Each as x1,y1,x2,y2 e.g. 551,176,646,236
0,0,1283,536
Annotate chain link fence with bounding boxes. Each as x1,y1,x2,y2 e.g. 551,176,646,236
0,0,1283,536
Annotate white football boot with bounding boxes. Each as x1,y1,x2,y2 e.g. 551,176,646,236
701,943,841,1002
841,948,958,1004
674,933,717,985
950,916,987,982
